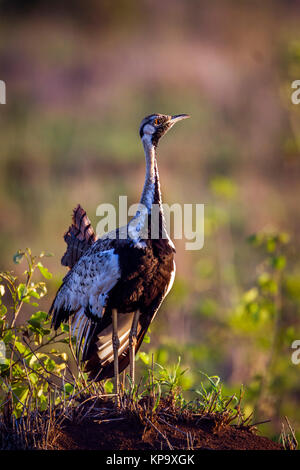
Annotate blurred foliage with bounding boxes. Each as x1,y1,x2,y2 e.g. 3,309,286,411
137,228,300,441
0,249,72,416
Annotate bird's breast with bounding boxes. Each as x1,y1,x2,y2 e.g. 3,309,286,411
107,239,175,312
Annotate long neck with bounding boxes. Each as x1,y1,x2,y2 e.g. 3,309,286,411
140,137,162,210
136,136,171,243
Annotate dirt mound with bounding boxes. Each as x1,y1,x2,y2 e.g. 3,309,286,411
53,401,282,450
1,396,282,450
55,420,281,451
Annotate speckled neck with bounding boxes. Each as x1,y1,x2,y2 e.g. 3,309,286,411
135,136,173,246
140,136,162,210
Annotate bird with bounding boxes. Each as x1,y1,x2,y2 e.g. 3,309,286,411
49,113,190,397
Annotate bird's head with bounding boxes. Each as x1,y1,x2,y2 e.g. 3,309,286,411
139,113,190,147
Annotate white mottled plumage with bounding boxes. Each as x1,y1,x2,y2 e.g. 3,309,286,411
96,311,138,366
53,248,120,319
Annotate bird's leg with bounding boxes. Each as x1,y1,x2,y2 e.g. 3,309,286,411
112,309,120,406
129,310,140,387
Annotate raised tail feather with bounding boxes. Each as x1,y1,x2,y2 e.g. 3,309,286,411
61,204,96,268
84,312,151,381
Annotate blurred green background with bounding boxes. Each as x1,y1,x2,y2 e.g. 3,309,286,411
1,0,300,441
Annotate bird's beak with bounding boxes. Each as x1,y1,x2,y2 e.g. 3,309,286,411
170,114,190,124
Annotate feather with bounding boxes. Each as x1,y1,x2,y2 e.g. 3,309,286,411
76,315,87,357
82,321,98,362
84,311,148,381
61,204,96,269
82,319,92,357
71,308,84,337
50,247,120,330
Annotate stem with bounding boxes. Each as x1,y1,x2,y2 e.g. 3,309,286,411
255,269,282,418
9,331,65,371
11,251,33,328
9,250,35,384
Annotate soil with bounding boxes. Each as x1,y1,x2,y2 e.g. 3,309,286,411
52,399,282,451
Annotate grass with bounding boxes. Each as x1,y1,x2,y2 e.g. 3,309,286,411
0,339,283,450
0,361,249,450
1,359,293,450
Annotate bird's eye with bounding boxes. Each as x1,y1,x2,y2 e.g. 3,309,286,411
154,118,160,126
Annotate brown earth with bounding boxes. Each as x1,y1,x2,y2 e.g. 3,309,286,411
52,399,282,451
55,420,281,451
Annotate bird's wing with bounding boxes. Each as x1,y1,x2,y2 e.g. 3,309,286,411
50,245,121,359
61,204,96,269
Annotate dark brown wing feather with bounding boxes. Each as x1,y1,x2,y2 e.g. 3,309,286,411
61,204,96,268
84,312,152,381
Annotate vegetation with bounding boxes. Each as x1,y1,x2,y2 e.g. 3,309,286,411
0,249,246,449
0,242,298,449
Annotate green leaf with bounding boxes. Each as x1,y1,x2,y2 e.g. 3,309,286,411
243,287,258,304
27,310,48,329
143,334,150,344
28,372,39,385
28,290,40,299
17,283,27,300
3,329,13,344
0,362,10,375
60,324,69,333
266,237,276,253
37,262,52,280
138,351,150,365
29,310,48,322
104,380,113,394
44,357,56,372
270,255,286,270
39,395,48,411
278,232,290,244
247,233,261,246
258,274,278,294
64,383,74,395
12,385,29,406
284,275,300,300
14,339,28,355
0,304,7,316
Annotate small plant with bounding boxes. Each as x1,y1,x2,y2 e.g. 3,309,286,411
195,372,237,412
153,356,187,407
0,248,74,418
279,416,298,450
